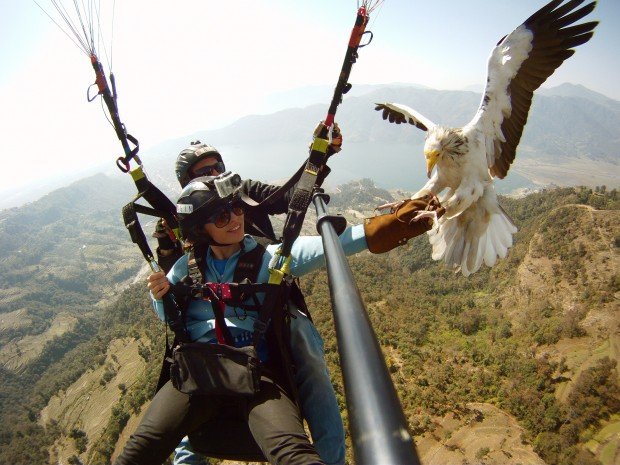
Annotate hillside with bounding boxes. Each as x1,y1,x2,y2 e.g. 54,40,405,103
0,179,616,465
0,174,144,374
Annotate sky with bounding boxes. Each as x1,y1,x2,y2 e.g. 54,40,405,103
1,0,618,197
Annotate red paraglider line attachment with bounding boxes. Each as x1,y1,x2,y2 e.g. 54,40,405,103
323,6,370,129
90,54,108,95
348,6,369,48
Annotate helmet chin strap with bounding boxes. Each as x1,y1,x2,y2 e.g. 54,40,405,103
196,233,245,250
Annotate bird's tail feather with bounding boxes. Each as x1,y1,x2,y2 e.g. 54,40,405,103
428,203,517,276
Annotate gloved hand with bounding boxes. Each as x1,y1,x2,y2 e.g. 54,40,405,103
310,121,343,156
363,195,445,253
327,122,342,156
153,218,177,251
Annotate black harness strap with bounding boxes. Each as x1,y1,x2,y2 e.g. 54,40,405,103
183,243,290,349
278,137,330,260
186,243,270,346
122,202,190,343
122,202,158,267
233,242,267,281
130,166,179,233
187,246,233,346
120,170,189,392
240,162,305,210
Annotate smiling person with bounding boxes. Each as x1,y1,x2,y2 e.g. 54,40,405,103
154,134,349,465
114,173,443,465
155,133,340,272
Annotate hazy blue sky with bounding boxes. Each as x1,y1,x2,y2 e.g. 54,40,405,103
1,0,618,194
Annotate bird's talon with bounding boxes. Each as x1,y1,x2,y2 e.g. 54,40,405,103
375,200,404,213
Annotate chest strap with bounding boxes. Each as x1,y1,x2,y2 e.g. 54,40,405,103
183,243,283,348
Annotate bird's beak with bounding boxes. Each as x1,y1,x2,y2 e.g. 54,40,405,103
425,150,440,178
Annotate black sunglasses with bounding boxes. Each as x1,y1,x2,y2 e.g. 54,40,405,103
207,202,244,228
191,161,226,178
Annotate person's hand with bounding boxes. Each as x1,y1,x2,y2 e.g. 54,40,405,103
153,218,178,252
148,271,171,300
310,121,343,156
152,218,169,238
328,122,342,155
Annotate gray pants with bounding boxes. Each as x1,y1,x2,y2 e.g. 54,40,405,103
115,379,324,465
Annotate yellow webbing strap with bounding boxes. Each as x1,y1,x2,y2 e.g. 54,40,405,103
268,251,292,285
310,137,329,159
130,165,146,182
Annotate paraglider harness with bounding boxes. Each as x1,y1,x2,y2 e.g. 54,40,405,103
163,241,308,460
123,171,301,392
165,240,302,397
124,187,307,460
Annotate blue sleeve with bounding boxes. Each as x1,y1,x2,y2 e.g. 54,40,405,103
152,254,190,321
287,224,367,277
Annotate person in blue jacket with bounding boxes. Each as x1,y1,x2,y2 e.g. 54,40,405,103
114,174,442,465
158,136,347,465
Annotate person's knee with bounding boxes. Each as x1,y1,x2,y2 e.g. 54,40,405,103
115,430,170,465
264,431,324,465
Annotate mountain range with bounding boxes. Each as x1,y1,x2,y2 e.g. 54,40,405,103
149,82,620,197
1,82,618,210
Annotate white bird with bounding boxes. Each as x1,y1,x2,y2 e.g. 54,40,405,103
375,0,598,276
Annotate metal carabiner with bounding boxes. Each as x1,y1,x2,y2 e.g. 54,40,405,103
86,82,101,102
358,30,373,48
116,157,130,173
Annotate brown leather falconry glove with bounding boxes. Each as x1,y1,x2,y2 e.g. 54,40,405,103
364,194,445,254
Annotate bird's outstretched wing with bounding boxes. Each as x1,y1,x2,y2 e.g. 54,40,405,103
374,102,436,132
466,0,598,179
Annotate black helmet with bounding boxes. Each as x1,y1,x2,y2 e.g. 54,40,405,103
175,140,224,188
176,172,242,242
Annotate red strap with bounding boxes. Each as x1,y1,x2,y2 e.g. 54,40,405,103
214,300,227,344
209,284,234,345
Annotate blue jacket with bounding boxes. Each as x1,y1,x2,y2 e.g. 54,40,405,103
152,224,367,344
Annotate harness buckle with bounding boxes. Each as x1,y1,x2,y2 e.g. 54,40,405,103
268,249,292,285
206,283,232,300
253,320,268,334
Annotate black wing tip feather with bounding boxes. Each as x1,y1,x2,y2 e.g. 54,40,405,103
414,121,428,131
551,2,597,30
562,21,599,38
373,103,428,130
524,0,565,25
527,0,597,29
492,0,597,179
374,103,404,124
563,31,596,49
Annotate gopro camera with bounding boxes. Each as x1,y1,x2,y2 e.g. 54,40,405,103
213,171,242,199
